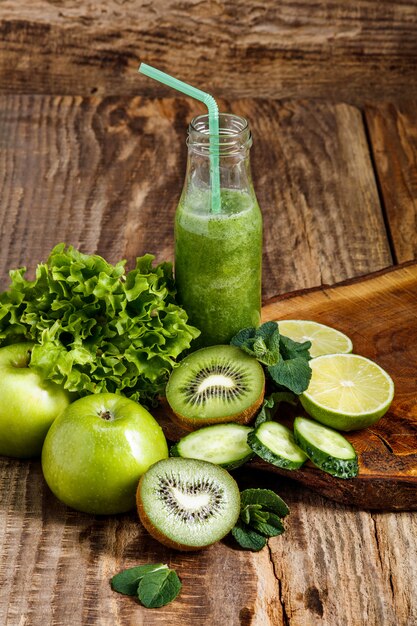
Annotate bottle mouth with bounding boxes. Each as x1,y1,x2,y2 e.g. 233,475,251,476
188,113,252,156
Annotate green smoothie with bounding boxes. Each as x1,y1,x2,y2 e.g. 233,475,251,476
175,188,262,346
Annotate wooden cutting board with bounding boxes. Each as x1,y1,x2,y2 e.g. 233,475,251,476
161,263,417,510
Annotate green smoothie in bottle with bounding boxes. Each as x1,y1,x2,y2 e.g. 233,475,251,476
175,114,262,346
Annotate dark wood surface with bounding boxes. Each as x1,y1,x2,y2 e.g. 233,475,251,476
0,93,416,626
365,101,417,264
1,2,417,619
1,1,417,103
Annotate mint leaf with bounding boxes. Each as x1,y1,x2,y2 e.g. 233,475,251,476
232,488,289,551
279,334,312,361
240,503,262,525
252,513,285,537
137,568,182,608
111,564,168,596
268,357,312,395
241,489,290,518
231,521,267,551
231,322,280,366
255,391,298,427
250,509,270,524
231,323,312,395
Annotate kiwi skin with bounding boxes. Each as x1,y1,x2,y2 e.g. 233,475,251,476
167,386,264,432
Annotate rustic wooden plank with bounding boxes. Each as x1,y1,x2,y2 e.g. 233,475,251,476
365,101,417,263
0,94,412,626
269,482,417,626
0,95,392,299
0,459,280,626
1,1,417,102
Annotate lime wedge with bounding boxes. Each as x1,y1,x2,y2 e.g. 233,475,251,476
276,320,353,358
300,354,394,431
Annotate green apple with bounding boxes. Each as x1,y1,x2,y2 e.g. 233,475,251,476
41,392,169,514
0,342,71,458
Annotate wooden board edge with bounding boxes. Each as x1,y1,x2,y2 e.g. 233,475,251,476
249,460,417,511
262,260,417,307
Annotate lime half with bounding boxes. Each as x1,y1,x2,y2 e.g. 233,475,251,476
276,320,353,358
300,354,394,431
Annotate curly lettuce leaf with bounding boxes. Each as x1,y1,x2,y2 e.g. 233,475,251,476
0,244,200,406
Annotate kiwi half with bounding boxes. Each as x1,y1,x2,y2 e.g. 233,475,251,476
136,457,240,551
165,345,265,430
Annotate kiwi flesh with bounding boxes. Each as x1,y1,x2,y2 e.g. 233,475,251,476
165,345,265,430
136,457,241,551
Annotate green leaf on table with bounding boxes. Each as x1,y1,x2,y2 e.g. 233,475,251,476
231,521,267,551
241,488,290,518
254,391,298,427
137,568,182,609
111,563,168,596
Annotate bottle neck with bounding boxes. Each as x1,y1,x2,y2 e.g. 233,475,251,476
181,113,256,214
188,113,252,157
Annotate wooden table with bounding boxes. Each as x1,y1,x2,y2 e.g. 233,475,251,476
1,3,417,625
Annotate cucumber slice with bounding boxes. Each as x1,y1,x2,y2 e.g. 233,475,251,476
248,421,308,470
293,416,358,479
170,423,254,470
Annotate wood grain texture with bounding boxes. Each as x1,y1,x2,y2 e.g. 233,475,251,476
0,94,415,626
365,101,417,263
1,1,417,102
0,95,392,300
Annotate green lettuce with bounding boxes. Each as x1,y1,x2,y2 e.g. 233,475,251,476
0,244,200,406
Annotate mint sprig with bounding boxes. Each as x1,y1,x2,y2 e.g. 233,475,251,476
231,322,312,395
231,321,280,366
231,488,289,552
111,563,182,608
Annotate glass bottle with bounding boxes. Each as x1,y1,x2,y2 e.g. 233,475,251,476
174,113,262,347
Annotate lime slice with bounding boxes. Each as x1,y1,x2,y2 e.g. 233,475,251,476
276,320,353,358
300,354,394,431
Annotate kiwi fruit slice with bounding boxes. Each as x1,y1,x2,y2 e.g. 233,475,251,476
165,345,265,430
136,457,241,551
